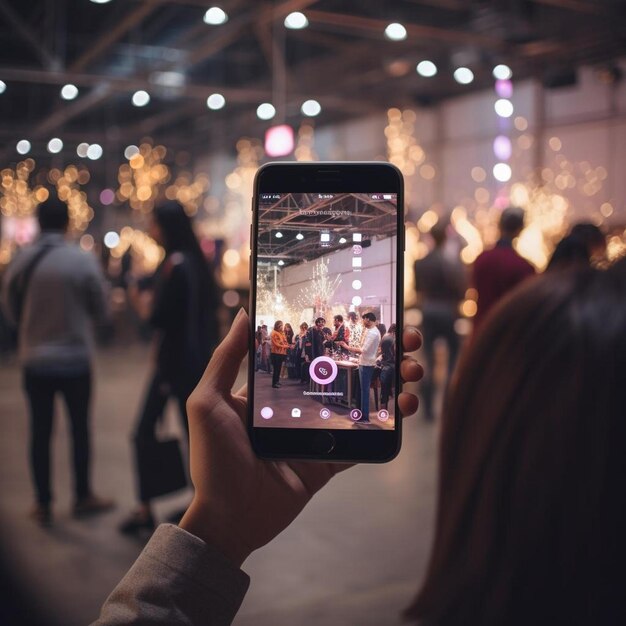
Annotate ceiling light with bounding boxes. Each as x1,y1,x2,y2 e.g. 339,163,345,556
16,140,31,155
104,231,120,249
47,138,63,154
124,145,139,159
416,60,437,77
453,67,474,84
275,231,283,238
100,189,115,205
207,93,226,110
493,162,512,182
90,0,113,4
0,80,6,94
60,84,79,100
284,11,308,29
204,7,228,25
87,143,103,160
265,125,294,157
495,79,513,99
278,260,285,266
493,135,512,161
257,102,276,120
301,99,321,117
493,64,512,80
296,233,304,240
494,98,514,117
77,142,89,157
132,90,150,107
385,23,407,41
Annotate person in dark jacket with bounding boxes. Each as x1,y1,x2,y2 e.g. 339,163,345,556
120,202,220,534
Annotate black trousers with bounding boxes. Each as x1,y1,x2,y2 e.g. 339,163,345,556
133,369,194,503
23,368,92,506
271,354,285,386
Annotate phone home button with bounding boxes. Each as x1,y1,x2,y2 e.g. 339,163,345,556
310,431,335,455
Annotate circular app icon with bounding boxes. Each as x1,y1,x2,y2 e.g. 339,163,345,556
309,357,338,385
319,408,331,420
350,408,362,421
260,407,273,420
352,244,362,255
377,409,389,422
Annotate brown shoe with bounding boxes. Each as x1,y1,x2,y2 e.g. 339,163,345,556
73,495,115,518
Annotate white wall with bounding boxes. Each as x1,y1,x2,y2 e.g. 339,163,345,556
278,235,397,326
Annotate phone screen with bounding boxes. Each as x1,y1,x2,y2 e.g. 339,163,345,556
251,191,399,431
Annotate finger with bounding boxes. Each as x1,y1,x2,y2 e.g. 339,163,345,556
234,383,248,398
201,308,249,394
398,391,419,417
402,326,422,353
400,358,424,383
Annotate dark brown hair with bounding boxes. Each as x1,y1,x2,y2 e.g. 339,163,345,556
410,259,626,625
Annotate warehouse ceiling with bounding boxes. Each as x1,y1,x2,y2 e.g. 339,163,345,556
1,0,625,171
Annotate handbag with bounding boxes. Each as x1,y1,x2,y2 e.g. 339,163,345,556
135,438,188,500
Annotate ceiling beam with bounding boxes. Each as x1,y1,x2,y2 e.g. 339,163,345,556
0,0,62,70
69,1,162,73
305,10,506,49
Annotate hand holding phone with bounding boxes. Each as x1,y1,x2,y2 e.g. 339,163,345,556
179,309,423,565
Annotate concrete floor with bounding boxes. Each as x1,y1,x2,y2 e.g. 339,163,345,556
0,344,439,626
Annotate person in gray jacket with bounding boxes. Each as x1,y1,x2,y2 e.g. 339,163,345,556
1,194,113,526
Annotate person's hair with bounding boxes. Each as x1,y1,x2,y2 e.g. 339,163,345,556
387,323,396,335
430,221,447,247
299,322,308,331
377,323,387,336
153,201,215,298
410,259,626,625
547,223,607,271
273,320,283,331
334,314,343,323
348,311,358,321
315,317,325,324
284,323,293,332
37,193,69,232
362,312,376,322
570,222,605,249
499,206,525,237
262,324,267,329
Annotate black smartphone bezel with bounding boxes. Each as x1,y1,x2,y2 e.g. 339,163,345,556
247,162,405,463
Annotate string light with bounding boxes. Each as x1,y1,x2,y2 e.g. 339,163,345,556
385,107,426,177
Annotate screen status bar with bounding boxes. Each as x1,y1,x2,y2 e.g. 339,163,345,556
259,193,396,201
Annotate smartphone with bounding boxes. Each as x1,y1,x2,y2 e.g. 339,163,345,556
247,162,404,462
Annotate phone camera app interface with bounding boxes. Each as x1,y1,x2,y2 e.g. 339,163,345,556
254,192,398,430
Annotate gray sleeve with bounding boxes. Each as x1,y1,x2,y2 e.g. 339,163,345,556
82,252,109,325
0,254,25,326
92,524,250,626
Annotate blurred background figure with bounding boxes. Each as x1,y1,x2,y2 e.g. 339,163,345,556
120,201,219,534
378,323,396,411
403,257,626,625
414,221,467,420
472,206,535,334
1,193,113,526
547,222,607,271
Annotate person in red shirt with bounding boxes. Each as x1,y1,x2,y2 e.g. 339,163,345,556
472,207,535,334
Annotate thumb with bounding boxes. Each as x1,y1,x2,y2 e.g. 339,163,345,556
202,307,249,395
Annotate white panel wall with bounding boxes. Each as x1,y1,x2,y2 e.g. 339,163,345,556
278,236,397,326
